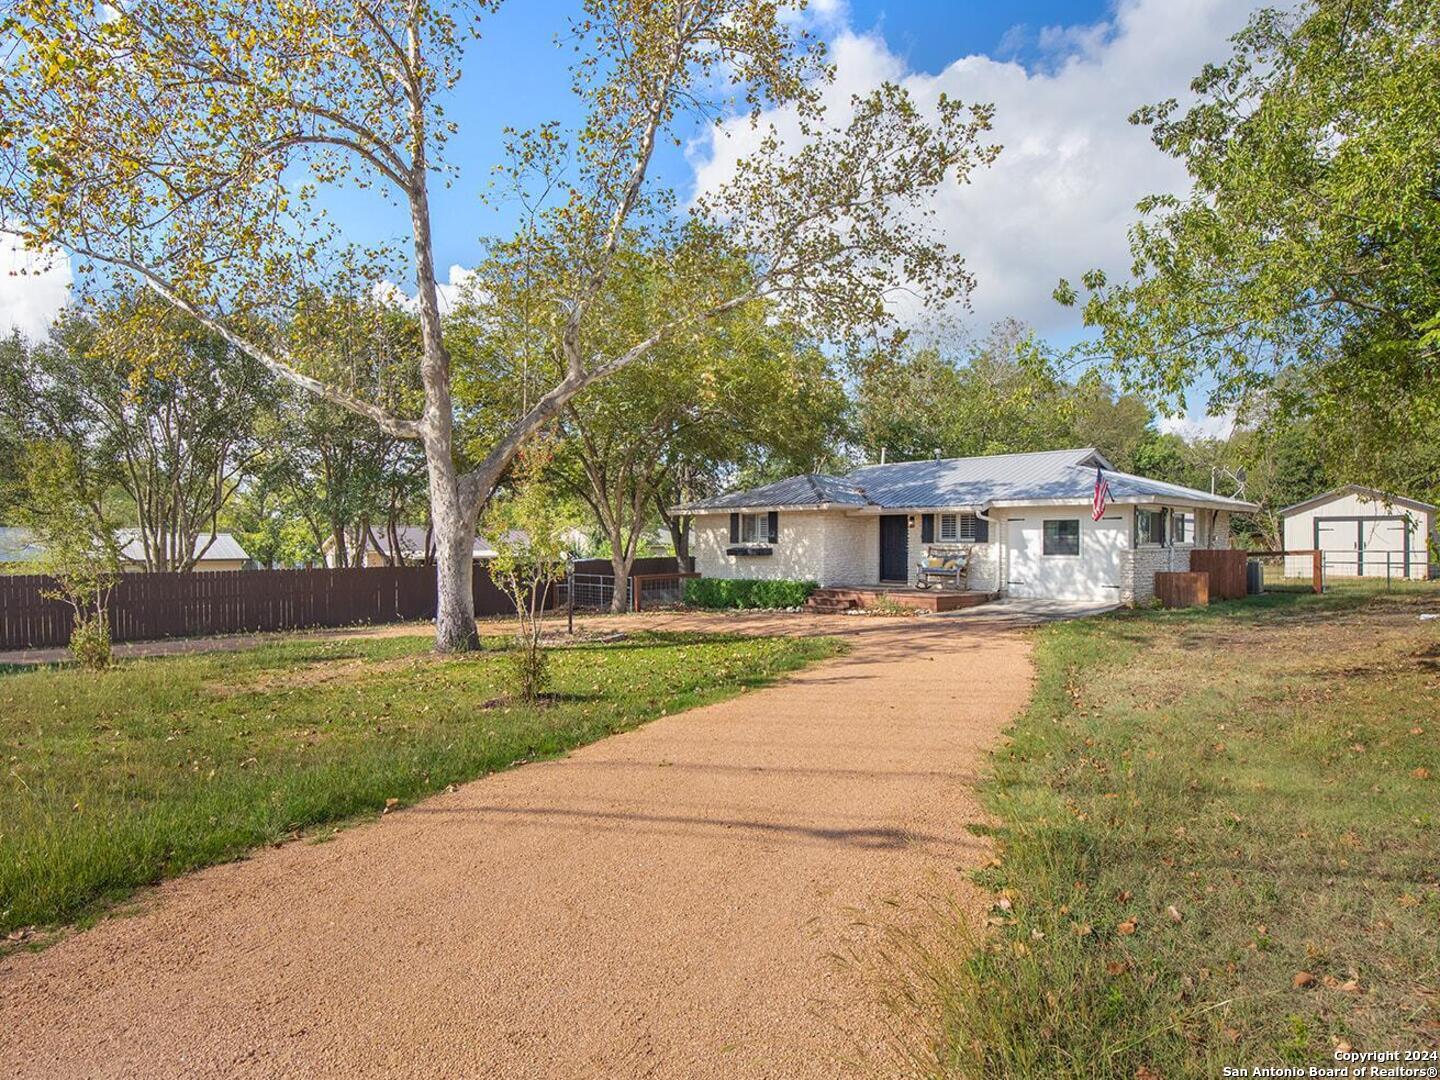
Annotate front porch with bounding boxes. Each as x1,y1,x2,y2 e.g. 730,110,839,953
803,584,1000,614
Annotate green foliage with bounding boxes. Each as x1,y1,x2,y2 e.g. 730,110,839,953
0,291,270,571
66,613,113,673
483,446,575,701
1062,0,1440,504
851,321,1176,474
683,577,818,610
0,629,840,933
11,440,122,669
920,588,1440,1076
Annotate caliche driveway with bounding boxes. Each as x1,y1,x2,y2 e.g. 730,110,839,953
1,612,1037,1079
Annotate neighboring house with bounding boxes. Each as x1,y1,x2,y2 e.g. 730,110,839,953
0,526,47,568
117,531,251,572
0,527,250,572
675,447,1258,605
323,525,499,568
1280,485,1436,580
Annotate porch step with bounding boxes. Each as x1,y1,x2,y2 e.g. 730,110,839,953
804,589,859,613
803,585,999,615
803,588,860,614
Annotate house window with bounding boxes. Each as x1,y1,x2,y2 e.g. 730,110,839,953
1135,508,1167,546
939,512,978,542
739,513,767,543
1043,519,1081,556
1172,511,1195,545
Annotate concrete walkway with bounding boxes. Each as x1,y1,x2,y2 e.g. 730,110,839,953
0,612,1039,1079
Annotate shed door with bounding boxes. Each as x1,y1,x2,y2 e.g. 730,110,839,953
1360,518,1407,577
1006,516,1123,601
1314,519,1361,577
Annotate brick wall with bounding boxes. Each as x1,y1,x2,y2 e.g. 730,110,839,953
692,510,878,585
1121,511,1233,604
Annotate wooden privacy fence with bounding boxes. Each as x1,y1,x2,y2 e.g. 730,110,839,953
1155,571,1210,609
1188,549,1249,601
0,565,538,651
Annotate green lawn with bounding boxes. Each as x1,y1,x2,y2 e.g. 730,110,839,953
0,629,839,937
919,585,1440,1078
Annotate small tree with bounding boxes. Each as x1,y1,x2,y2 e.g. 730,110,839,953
483,448,571,704
15,442,122,669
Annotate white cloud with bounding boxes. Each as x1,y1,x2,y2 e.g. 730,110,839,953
0,238,72,341
1158,409,1236,442
373,264,475,315
689,0,1269,336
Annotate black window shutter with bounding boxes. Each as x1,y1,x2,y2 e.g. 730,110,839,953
921,514,934,543
729,513,740,543
974,515,989,543
766,511,779,543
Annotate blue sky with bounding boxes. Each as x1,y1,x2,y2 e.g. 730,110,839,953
3,0,1261,434
416,0,1120,289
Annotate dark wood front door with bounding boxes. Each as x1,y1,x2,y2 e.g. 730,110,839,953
879,515,908,582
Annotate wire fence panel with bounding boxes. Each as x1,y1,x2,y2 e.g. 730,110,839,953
1249,554,1318,593
1320,551,1426,587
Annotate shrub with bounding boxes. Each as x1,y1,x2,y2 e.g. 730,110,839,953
683,577,818,610
68,612,113,671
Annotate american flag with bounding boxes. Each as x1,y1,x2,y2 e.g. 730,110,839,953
1091,467,1112,522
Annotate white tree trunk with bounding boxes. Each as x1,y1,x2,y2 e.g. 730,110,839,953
426,452,480,652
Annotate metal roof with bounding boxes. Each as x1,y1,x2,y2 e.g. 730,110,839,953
118,531,251,562
0,526,44,563
1279,484,1437,517
368,525,498,559
678,473,871,511
678,448,1259,513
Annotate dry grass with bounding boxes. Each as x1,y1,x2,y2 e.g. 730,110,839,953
909,585,1440,1078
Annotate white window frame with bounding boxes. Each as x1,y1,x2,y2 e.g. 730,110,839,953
939,512,977,543
1171,511,1196,546
739,512,766,544
1135,507,1167,547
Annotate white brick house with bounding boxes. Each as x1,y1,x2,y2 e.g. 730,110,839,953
678,448,1256,605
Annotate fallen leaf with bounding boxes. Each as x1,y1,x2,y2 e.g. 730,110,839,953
1105,960,1128,976
1222,1027,1240,1043
1335,1040,1353,1055
382,797,400,815
1166,905,1183,924
1338,979,1361,993
1116,889,1133,903
996,895,1013,912
1118,918,1138,936
1293,971,1317,989
1412,767,1431,780
1136,1065,1162,1080
1073,923,1093,937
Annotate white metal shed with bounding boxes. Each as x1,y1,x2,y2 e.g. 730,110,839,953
1280,485,1437,580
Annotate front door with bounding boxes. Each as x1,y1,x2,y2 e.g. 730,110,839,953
879,515,908,582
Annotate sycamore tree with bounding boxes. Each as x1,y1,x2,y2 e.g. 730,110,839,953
1057,0,1440,502
461,247,846,611
1,0,998,650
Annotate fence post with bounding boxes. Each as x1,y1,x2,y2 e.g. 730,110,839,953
1312,550,1324,594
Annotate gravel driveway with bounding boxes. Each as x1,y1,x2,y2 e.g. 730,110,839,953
0,612,1036,1079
